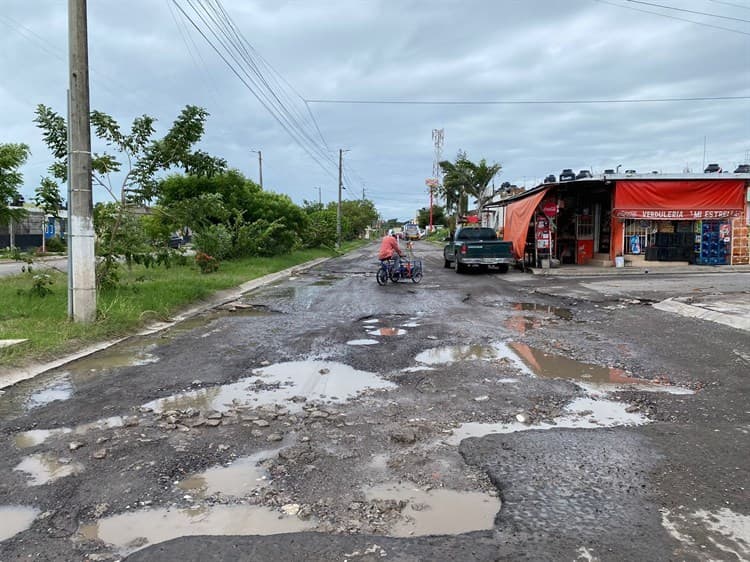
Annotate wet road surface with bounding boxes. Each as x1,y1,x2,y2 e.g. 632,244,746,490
0,241,748,561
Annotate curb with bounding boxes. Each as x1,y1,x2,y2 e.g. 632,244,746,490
527,265,750,277
0,256,331,390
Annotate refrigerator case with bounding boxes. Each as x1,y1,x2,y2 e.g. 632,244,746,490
694,220,731,265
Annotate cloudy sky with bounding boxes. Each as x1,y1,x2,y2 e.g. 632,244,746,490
2,0,749,220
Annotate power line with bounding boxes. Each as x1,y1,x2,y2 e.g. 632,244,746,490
306,95,750,106
624,0,750,23
594,0,750,35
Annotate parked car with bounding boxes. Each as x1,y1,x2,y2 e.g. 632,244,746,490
603,169,616,174
733,164,750,173
543,174,556,183
575,170,593,180
443,226,515,273
169,234,184,249
559,169,575,181
704,163,722,173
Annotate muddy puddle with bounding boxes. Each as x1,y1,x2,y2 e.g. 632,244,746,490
414,342,531,371
178,450,275,498
144,360,396,415
511,302,573,320
0,374,74,419
446,397,649,444
661,507,750,560
14,453,84,486
79,504,316,555
364,482,500,537
0,505,39,542
367,328,407,337
507,342,693,394
66,341,159,374
14,416,125,449
347,339,380,346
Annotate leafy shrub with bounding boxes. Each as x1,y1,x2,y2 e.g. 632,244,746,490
193,224,232,260
45,236,66,253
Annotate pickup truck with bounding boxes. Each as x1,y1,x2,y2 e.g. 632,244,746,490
443,226,515,273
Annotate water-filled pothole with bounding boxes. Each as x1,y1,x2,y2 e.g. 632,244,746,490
79,504,316,555
14,453,84,486
367,328,407,337
363,482,500,537
414,343,528,368
177,450,275,498
511,302,573,320
347,339,380,346
446,397,649,444
0,505,39,542
508,342,692,393
15,416,125,449
144,361,396,414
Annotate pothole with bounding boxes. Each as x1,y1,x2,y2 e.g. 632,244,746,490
414,342,528,369
511,302,573,320
367,328,407,337
0,505,39,542
24,376,73,412
143,361,396,415
14,416,125,449
65,342,159,375
507,342,693,394
177,449,276,498
363,482,500,537
661,507,750,560
445,397,649,444
79,504,316,555
14,453,84,486
347,339,380,346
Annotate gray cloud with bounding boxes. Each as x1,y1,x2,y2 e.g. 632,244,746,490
2,0,748,220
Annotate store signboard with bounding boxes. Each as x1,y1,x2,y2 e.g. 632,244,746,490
541,200,557,217
614,209,744,220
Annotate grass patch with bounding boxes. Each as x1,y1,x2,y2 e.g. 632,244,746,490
0,244,363,367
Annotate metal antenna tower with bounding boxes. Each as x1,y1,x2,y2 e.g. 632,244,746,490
429,128,444,230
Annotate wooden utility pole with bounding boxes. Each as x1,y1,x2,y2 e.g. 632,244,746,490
251,149,263,188
68,0,96,322
337,149,343,249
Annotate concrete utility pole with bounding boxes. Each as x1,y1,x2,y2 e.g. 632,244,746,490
314,186,321,205
68,0,96,323
337,149,343,249
251,149,263,188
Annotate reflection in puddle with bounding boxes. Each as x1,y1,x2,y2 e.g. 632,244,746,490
364,482,500,537
14,416,124,449
178,450,274,498
0,505,39,542
367,328,406,337
446,397,649,444
14,453,84,485
24,376,73,411
511,302,573,320
346,339,380,346
508,343,693,394
415,343,530,371
361,319,380,324
79,504,316,554
504,316,543,334
66,342,159,375
144,361,396,414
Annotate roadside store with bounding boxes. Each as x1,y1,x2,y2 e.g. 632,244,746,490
491,175,750,268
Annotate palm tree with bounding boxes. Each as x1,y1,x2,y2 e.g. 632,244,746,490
438,153,502,217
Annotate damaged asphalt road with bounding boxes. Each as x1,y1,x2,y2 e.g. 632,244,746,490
0,241,748,561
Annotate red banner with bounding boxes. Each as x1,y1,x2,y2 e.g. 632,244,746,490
613,209,743,219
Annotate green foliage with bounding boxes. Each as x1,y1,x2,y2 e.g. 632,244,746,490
195,251,219,273
34,177,64,217
193,224,233,260
302,208,337,248
417,205,447,228
45,236,66,253
439,151,502,214
0,143,31,226
338,199,378,239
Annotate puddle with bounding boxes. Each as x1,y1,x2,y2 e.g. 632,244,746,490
361,319,380,324
14,453,84,486
445,397,649,444
178,450,274,498
0,505,39,542
504,316,543,334
144,361,396,414
511,302,573,320
364,482,500,537
65,341,159,375
367,328,407,337
15,416,125,449
507,343,693,394
368,453,390,471
347,339,380,346
661,507,750,560
24,376,73,411
402,322,420,328
401,366,435,373
415,343,530,370
79,504,316,555
310,280,334,286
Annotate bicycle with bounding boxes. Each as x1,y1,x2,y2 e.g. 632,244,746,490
376,256,423,285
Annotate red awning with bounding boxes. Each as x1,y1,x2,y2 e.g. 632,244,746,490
614,180,745,220
503,187,550,258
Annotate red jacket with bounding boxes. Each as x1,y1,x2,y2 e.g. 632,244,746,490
378,236,403,260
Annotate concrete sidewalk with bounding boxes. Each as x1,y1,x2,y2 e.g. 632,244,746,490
654,293,750,333
527,264,750,276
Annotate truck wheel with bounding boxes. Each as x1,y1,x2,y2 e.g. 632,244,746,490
498,264,509,274
444,259,452,269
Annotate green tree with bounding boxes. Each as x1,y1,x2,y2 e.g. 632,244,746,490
439,151,502,216
0,143,30,227
417,204,446,228
337,199,378,240
33,177,64,217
